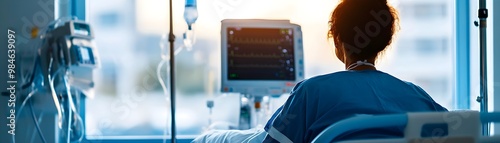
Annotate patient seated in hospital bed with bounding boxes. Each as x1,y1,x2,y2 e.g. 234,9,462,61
193,0,448,142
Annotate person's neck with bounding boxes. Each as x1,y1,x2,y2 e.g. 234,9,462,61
344,58,377,71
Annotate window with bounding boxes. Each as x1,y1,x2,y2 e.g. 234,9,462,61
414,38,448,55
85,0,457,139
97,12,120,27
396,37,449,56
399,2,448,20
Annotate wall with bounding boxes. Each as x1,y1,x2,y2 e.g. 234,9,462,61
0,0,59,142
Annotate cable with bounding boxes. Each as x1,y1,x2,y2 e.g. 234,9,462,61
51,71,74,143
158,44,184,143
48,67,64,129
71,89,84,142
11,89,38,143
21,61,39,89
48,66,84,142
62,73,77,115
72,111,85,142
157,60,170,101
65,84,85,142
29,99,48,143
29,113,44,143
20,51,42,90
48,67,84,142
157,60,170,143
16,89,38,121
42,63,72,143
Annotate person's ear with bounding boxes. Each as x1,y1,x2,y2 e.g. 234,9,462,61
335,44,345,64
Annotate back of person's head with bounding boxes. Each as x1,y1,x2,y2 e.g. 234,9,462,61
329,0,399,62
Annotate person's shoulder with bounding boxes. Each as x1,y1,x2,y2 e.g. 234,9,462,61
370,71,436,98
402,81,427,94
373,70,416,85
387,75,429,96
289,72,350,98
306,71,352,81
401,81,418,87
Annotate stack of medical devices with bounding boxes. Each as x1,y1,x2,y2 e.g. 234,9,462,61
17,19,99,143
220,19,305,129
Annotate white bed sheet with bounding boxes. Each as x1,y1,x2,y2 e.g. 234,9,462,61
191,128,266,143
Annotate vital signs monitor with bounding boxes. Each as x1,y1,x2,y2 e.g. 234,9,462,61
221,19,304,96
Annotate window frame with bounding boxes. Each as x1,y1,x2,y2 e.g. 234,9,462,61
455,0,471,109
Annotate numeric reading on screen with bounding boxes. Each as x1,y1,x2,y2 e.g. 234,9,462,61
227,27,295,80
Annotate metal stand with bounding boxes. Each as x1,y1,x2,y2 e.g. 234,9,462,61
168,0,177,142
475,0,489,136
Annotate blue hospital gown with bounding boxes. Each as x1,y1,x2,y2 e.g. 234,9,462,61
263,70,448,143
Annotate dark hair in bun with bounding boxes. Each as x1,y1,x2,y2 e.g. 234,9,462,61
328,0,399,60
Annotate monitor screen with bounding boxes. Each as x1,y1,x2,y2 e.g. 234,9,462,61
73,22,91,36
220,19,304,96
226,27,295,81
80,46,91,61
78,46,95,65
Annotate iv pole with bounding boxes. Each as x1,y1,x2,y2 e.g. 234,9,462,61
475,0,489,136
168,0,177,142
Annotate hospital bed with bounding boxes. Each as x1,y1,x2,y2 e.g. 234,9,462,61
312,111,500,143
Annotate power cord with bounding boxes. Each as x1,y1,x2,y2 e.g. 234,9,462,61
12,89,38,143
29,113,44,143
29,99,48,143
69,90,85,142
